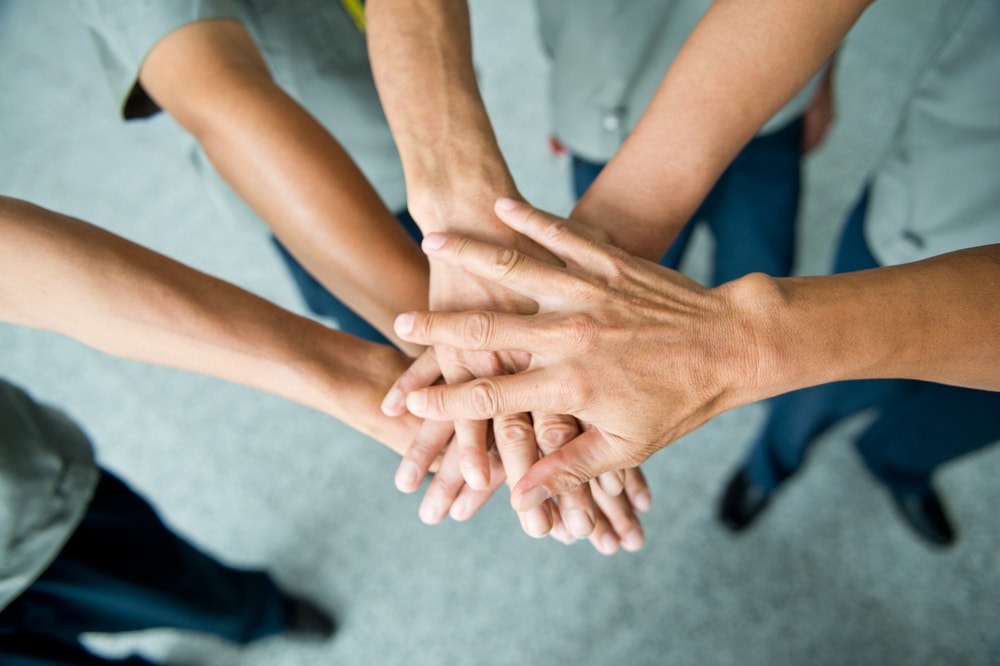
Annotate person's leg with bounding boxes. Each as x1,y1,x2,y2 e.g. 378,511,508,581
719,187,883,529
704,118,803,285
854,382,1000,545
0,632,156,666
271,209,423,345
0,469,319,661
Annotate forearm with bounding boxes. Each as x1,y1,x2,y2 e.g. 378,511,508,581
573,0,872,260
739,245,1000,400
0,197,420,450
365,0,519,238
139,20,427,350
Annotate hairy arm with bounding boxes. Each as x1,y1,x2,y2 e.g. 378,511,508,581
138,19,427,351
573,0,874,259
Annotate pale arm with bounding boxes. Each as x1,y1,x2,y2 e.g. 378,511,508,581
573,0,874,259
391,199,1000,507
365,0,563,501
137,19,427,352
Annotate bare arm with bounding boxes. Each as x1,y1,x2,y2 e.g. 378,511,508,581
390,200,1000,505
573,0,874,259
0,195,416,449
138,19,427,351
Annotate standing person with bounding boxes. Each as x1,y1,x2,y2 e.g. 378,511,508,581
0,195,428,664
716,0,1000,547
537,0,833,285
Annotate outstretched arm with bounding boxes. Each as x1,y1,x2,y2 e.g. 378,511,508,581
572,0,873,259
137,19,428,351
0,195,418,448
392,199,1000,508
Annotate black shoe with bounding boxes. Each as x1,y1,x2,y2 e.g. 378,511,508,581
282,595,336,640
890,487,956,547
718,468,773,532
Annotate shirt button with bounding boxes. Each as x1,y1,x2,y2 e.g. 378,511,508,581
602,114,621,132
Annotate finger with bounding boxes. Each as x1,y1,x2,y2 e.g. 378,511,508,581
584,511,620,556
448,449,506,522
596,470,625,497
623,466,652,513
493,411,553,537
492,198,612,271
418,441,471,525
591,479,645,553
546,503,575,545
455,417,491,491
395,307,547,355
382,348,442,416
404,367,578,423
419,231,584,310
534,412,595,538
511,429,625,512
395,419,454,493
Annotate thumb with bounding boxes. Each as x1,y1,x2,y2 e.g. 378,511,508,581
510,428,618,511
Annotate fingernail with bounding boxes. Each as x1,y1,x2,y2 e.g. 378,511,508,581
633,490,652,513
514,485,552,511
525,506,552,538
449,496,472,521
463,466,489,492
495,197,518,211
600,533,619,556
405,391,427,415
394,312,415,335
551,522,574,544
381,388,404,416
622,528,644,552
422,233,447,251
564,509,595,538
394,461,421,492
419,499,442,525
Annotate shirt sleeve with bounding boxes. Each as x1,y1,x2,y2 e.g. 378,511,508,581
73,0,244,119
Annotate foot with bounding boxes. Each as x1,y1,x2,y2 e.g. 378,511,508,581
282,594,336,640
718,468,773,532
889,487,956,547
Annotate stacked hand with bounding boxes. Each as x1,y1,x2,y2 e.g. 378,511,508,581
389,198,766,514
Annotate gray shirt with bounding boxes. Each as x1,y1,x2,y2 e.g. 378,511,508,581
536,0,822,163
75,0,407,231
866,0,1000,265
0,379,98,610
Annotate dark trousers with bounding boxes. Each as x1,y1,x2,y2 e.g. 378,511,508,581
572,117,803,285
272,209,424,346
0,471,289,665
744,190,1000,495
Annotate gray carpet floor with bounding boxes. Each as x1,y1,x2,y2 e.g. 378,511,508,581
2,1,998,664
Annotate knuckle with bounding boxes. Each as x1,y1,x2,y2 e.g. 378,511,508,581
536,422,578,451
490,247,523,281
562,313,598,351
469,379,502,418
462,312,495,350
493,417,534,446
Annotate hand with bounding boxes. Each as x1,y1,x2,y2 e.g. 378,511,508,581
393,198,767,510
385,348,642,540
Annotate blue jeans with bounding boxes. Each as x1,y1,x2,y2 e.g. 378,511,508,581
744,190,1000,495
572,117,803,285
0,471,289,665
272,209,424,346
